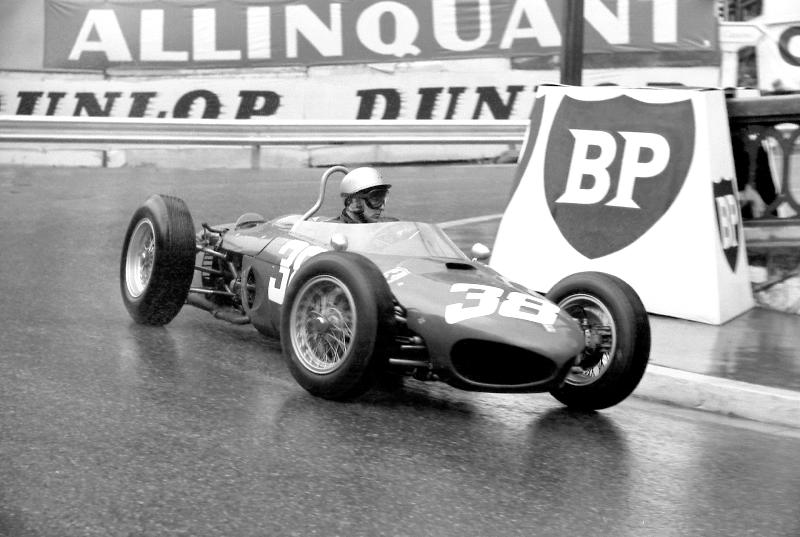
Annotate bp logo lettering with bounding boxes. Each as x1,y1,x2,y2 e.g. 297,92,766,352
713,177,742,271
544,95,695,259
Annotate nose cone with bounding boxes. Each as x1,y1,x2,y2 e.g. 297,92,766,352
434,301,585,392
385,259,585,358
438,304,585,363
551,308,587,358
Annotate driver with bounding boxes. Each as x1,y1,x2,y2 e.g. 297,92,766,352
331,167,394,223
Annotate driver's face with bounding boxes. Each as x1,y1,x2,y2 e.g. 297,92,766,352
347,197,382,222
346,189,388,223
360,201,383,223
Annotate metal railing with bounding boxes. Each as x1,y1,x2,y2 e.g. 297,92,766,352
725,94,800,248
2,100,798,235
0,116,528,146
727,95,800,231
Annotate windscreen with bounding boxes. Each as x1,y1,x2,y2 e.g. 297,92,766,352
290,220,468,260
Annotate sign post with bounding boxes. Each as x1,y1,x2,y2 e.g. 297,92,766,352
560,0,584,86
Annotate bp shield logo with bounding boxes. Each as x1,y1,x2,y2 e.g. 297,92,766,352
713,177,742,271
544,95,695,259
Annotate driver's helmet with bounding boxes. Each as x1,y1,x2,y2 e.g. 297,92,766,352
340,167,391,209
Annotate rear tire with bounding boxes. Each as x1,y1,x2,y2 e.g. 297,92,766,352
281,252,395,400
546,272,650,410
120,194,196,326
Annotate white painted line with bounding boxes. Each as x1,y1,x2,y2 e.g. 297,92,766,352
439,213,503,229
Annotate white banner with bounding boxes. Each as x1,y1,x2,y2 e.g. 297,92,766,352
718,5,800,92
757,19,800,91
43,0,719,70
0,63,720,120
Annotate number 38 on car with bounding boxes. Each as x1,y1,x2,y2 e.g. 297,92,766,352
120,166,650,410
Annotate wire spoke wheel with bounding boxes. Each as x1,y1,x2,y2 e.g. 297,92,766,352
125,219,156,298
290,275,356,374
560,293,616,387
281,252,394,400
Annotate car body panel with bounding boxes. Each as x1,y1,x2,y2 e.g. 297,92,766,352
373,256,584,390
206,216,585,393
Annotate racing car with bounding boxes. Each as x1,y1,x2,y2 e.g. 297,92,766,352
120,166,650,410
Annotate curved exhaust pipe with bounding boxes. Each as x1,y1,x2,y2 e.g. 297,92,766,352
186,294,250,325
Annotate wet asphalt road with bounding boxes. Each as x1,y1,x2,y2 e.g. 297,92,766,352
1,165,799,537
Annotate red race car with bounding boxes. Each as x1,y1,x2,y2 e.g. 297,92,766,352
121,166,650,409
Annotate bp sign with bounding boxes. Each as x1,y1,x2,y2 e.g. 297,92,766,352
491,85,753,325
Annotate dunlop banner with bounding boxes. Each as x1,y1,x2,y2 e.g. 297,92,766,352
490,85,754,325
44,0,719,70
0,65,719,119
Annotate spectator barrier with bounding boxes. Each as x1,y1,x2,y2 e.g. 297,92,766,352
1,97,798,231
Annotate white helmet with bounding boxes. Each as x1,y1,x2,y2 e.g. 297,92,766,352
340,167,391,197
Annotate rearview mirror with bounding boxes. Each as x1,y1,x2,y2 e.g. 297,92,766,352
470,242,491,262
330,233,349,251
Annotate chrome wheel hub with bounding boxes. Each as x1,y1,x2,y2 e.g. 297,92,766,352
561,293,616,386
125,219,156,298
290,275,355,374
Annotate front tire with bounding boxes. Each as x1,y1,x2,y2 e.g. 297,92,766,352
281,252,395,400
120,194,196,326
546,272,650,410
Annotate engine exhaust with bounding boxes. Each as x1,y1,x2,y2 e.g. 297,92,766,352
186,294,250,325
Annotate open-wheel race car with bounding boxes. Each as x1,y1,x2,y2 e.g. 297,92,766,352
121,166,650,410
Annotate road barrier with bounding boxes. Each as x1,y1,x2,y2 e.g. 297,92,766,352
0,116,528,145
0,116,528,169
1,102,797,232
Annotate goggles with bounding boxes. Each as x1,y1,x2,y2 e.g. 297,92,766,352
357,188,389,210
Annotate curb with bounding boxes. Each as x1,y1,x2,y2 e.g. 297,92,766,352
634,365,800,429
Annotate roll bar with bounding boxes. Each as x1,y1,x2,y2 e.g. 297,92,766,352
300,165,350,221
